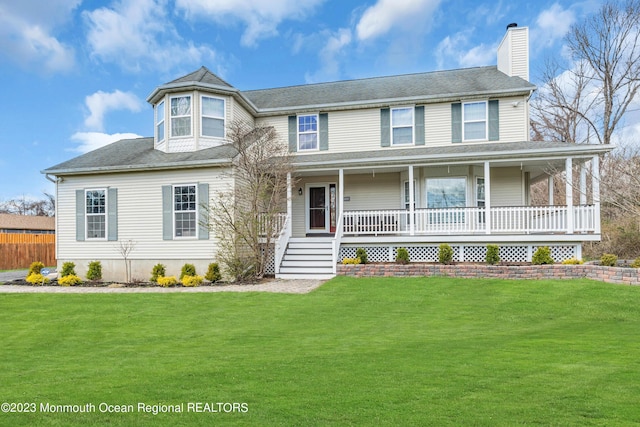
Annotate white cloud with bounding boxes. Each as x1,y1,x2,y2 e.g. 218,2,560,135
176,0,325,47
436,30,496,69
70,132,143,154
531,3,576,51
84,0,217,72
356,0,441,41
305,28,352,83
83,90,144,132
0,0,79,72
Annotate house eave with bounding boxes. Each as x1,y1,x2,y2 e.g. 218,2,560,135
41,158,233,177
147,82,260,115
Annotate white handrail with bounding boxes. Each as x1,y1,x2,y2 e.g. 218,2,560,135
332,213,344,274
274,214,291,275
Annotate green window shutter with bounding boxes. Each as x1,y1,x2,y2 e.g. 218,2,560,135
488,100,499,141
197,183,209,240
162,185,173,240
76,189,85,241
288,116,297,152
107,188,118,241
451,103,462,143
319,113,329,151
415,106,425,145
380,108,390,147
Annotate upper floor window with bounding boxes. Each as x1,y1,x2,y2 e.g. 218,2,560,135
173,185,197,238
156,100,165,142
86,189,106,239
391,107,414,145
298,114,318,151
463,101,487,141
201,96,225,138
170,95,192,137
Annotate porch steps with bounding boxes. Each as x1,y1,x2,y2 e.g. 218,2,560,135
277,237,336,279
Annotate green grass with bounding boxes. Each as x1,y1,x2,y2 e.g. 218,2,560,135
1,276,639,426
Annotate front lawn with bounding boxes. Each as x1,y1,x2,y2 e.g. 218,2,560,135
1,277,639,426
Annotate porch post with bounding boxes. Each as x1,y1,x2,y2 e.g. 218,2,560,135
592,155,601,234
548,175,554,205
565,157,574,234
338,168,344,218
579,162,587,205
287,173,292,219
409,165,415,235
484,161,491,234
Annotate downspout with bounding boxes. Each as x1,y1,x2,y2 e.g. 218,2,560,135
44,174,60,270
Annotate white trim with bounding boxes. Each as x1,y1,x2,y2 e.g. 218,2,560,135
169,94,193,138
172,183,198,239
305,182,335,233
462,100,488,142
297,113,320,152
156,99,165,143
200,94,226,139
85,188,107,241
391,106,415,146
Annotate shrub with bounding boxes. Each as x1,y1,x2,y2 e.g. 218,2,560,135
180,263,197,280
355,248,368,264
157,276,177,287
150,263,166,283
438,244,454,264
631,257,640,269
26,273,49,285
181,275,203,287
562,257,584,265
225,257,255,282
600,253,618,267
58,274,83,286
205,263,222,282
342,257,362,265
396,247,410,264
532,247,554,265
28,261,45,277
60,262,76,277
486,244,500,265
86,261,102,281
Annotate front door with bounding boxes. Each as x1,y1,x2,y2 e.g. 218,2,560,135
307,184,337,234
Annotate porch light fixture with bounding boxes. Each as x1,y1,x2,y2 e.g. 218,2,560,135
298,187,303,196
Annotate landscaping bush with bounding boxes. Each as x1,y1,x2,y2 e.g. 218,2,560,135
532,247,554,265
60,262,76,278
225,257,255,282
486,244,500,265
562,257,584,265
58,274,83,286
631,257,640,269
180,263,197,280
27,261,45,277
438,244,453,264
26,273,49,285
342,257,362,265
86,261,102,281
600,253,618,267
205,263,222,282
157,276,177,287
396,248,410,264
355,248,368,264
150,263,166,283
181,275,204,287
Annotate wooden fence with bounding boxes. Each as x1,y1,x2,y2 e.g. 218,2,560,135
0,233,56,270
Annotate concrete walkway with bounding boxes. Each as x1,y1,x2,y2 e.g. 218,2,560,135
0,269,29,282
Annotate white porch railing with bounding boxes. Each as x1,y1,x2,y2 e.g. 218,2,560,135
258,212,288,237
274,213,291,275
341,205,597,236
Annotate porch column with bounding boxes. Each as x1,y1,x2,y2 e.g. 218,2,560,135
548,175,554,205
287,173,292,219
408,165,415,235
579,162,587,205
592,155,601,234
484,161,491,234
566,157,574,234
338,168,344,218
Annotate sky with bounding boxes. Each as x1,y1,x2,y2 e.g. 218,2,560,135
0,0,615,201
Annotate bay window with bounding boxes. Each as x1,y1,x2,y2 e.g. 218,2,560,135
201,96,225,138
170,95,192,137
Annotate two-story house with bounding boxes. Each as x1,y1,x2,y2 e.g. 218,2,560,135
43,25,611,280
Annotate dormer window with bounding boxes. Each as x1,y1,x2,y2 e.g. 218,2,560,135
156,100,165,142
170,95,192,137
201,96,225,138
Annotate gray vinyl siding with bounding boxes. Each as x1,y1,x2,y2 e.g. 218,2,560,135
490,167,524,206
57,168,232,261
329,109,380,153
424,104,450,145
343,173,400,211
255,116,290,149
231,97,255,127
499,96,529,142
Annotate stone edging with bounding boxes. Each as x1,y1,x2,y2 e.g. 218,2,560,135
337,264,640,286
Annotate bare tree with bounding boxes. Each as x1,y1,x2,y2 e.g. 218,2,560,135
116,240,136,283
0,193,55,217
207,121,296,281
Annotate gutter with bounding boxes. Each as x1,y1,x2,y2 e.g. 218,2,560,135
41,158,234,177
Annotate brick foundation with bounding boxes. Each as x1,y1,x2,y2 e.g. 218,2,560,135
337,263,640,286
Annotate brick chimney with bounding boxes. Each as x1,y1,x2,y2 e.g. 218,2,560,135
497,23,529,82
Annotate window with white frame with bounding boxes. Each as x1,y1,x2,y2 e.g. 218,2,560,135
476,177,485,207
86,189,106,239
156,100,165,142
426,177,466,208
463,101,487,141
298,114,318,151
170,95,192,137
174,185,197,237
201,96,225,138
391,107,414,145
404,180,416,210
